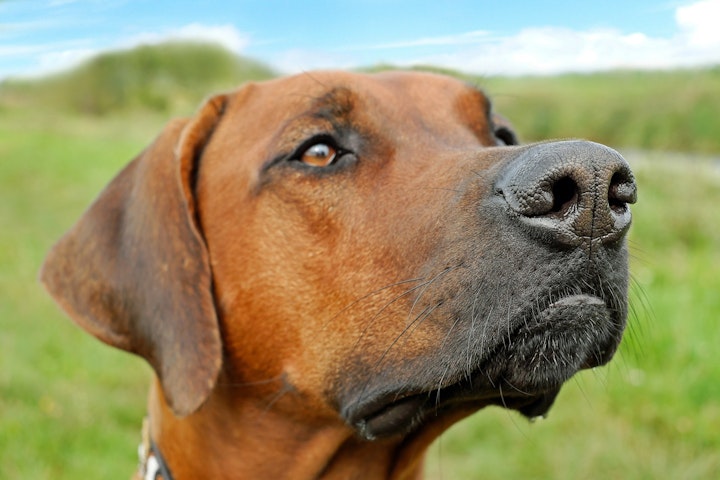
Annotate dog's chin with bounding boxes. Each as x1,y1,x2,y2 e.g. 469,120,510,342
349,385,563,441
346,294,622,440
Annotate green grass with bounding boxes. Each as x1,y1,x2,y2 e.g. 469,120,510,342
1,43,719,478
0,108,155,479
482,69,720,154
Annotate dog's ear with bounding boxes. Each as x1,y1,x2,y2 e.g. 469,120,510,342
40,94,228,417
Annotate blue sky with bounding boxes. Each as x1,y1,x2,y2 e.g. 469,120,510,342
2,0,720,79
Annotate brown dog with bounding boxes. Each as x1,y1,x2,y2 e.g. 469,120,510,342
41,70,636,479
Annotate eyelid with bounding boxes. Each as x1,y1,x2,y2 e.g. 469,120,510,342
261,130,357,175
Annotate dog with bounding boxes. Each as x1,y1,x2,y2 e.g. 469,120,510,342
41,70,636,479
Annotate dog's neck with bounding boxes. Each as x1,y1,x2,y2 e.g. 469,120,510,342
145,379,439,480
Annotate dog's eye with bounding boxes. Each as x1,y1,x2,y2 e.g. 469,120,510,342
299,143,337,167
494,126,518,146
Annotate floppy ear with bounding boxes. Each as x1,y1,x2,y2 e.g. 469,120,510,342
40,94,228,417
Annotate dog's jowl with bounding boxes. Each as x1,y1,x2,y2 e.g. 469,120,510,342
41,71,636,480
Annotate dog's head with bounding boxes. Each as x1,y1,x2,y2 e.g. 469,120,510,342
41,71,635,443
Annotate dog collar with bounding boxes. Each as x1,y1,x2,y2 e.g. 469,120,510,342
138,417,174,480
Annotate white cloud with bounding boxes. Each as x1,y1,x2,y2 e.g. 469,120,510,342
47,0,79,6
123,23,249,53
0,39,99,79
676,0,720,48
270,48,359,74
340,30,493,51
0,44,51,56
1,19,65,35
1,24,249,79
320,0,720,76
403,27,679,76
35,48,98,75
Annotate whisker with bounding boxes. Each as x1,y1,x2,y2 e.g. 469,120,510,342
408,265,464,322
344,278,428,353
435,361,455,407
381,265,466,364
216,373,285,389
329,277,425,326
465,291,481,381
374,301,444,374
262,381,294,413
478,303,495,368
344,263,468,412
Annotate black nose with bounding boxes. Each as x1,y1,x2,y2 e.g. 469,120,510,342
495,141,637,247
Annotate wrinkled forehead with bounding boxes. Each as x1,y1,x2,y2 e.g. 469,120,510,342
221,70,494,143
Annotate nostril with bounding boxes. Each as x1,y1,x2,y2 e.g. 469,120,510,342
550,176,578,216
608,171,637,214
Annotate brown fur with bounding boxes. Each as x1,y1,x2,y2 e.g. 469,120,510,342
41,70,635,479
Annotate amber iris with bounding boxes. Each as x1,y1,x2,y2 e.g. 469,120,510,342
300,143,337,167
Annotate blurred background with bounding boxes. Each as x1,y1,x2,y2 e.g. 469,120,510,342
1,1,718,478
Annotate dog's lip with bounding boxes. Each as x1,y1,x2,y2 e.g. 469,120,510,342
349,383,561,440
351,393,431,440
548,293,604,309
492,293,619,383
537,293,619,368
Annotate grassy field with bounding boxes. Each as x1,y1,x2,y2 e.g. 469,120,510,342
483,69,720,154
1,44,719,478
